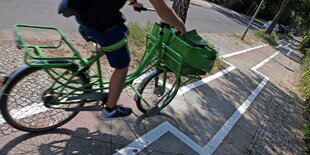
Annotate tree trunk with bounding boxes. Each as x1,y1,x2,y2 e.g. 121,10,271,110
265,0,290,34
172,0,191,23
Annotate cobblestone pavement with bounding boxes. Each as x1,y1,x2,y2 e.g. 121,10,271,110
0,41,24,137
247,90,305,154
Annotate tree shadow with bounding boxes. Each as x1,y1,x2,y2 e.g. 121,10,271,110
168,38,305,153
179,66,305,153
0,128,124,155
0,112,185,155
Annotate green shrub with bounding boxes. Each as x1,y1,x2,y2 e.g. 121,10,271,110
300,34,310,53
277,33,294,40
302,123,310,152
302,49,310,153
301,49,310,100
254,29,279,45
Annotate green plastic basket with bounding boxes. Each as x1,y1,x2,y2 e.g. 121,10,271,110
147,23,217,75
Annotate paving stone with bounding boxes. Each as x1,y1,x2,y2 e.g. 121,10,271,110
65,137,111,155
215,125,252,154
0,130,71,155
62,111,112,143
139,132,199,155
111,120,146,146
247,87,306,154
235,84,275,136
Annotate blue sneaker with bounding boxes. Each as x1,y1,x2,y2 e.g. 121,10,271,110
99,105,132,120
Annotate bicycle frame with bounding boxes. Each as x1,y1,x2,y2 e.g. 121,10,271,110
12,23,199,109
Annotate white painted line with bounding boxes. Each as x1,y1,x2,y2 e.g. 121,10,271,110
177,66,236,95
275,45,282,48
114,121,205,155
251,51,280,71
221,44,268,58
116,77,271,155
203,77,269,154
115,45,282,154
114,122,169,155
204,45,281,153
115,41,287,154
167,122,205,154
0,116,5,124
0,103,48,124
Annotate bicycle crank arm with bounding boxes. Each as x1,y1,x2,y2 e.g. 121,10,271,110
64,105,103,112
66,92,108,101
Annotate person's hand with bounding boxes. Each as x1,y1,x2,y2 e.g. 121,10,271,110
176,25,186,35
132,2,143,12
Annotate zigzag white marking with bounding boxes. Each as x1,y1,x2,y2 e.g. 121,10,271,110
116,42,286,154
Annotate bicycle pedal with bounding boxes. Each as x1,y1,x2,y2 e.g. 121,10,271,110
67,92,108,101
64,105,103,112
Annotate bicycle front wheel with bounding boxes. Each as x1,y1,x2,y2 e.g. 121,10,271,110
0,64,89,132
135,69,180,114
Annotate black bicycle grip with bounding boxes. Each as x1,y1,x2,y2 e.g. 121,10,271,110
175,31,182,36
134,7,147,11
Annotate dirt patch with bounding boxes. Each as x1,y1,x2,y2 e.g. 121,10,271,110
202,33,265,55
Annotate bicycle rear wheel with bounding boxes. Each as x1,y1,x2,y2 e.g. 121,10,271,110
135,69,180,114
0,64,89,132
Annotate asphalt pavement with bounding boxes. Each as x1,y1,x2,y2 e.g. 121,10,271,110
0,0,260,40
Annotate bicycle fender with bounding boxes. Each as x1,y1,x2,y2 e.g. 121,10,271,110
134,69,161,101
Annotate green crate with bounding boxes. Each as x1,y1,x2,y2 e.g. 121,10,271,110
147,23,217,75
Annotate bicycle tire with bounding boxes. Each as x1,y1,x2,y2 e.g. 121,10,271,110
135,69,180,114
0,63,90,132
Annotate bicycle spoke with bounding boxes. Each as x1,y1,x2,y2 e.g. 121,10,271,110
1,66,89,132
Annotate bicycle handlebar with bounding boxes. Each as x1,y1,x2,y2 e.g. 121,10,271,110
134,7,156,12
132,7,182,35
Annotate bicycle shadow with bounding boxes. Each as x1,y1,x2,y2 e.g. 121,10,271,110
0,112,180,155
0,128,116,155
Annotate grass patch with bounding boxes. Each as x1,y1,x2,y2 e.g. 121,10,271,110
302,123,310,154
253,29,278,45
231,33,264,46
127,22,152,58
301,49,310,100
210,58,229,74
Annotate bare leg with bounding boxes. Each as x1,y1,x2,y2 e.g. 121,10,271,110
106,67,128,108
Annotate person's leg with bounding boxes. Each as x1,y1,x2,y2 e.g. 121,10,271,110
100,45,132,120
78,24,132,120
106,67,128,109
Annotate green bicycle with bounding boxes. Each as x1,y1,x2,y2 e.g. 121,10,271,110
0,22,217,132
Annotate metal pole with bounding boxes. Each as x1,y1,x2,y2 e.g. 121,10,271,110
241,0,264,40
